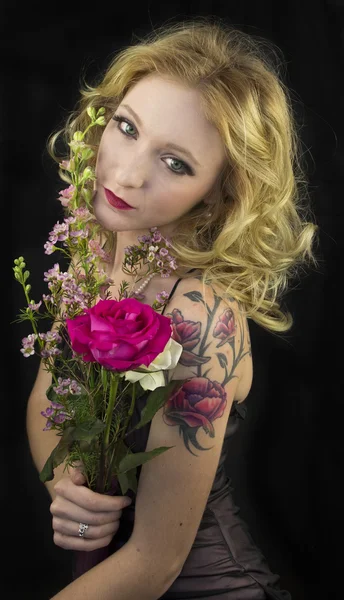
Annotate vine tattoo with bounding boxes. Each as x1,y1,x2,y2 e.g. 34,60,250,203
163,289,251,456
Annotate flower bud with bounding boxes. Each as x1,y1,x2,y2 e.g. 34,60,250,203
81,147,94,161
73,131,84,141
23,270,30,282
82,188,92,203
87,106,96,121
95,116,106,126
69,158,76,171
25,284,31,293
82,166,94,180
97,107,106,116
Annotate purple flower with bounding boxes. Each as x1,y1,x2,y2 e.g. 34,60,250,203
53,377,81,396
54,412,72,424
20,333,38,357
28,300,42,311
152,231,162,243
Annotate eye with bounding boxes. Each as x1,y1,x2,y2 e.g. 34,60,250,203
113,115,136,138
112,114,193,176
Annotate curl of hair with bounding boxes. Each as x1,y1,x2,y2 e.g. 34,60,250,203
47,16,320,334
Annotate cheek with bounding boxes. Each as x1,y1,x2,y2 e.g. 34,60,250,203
154,188,203,217
96,136,113,175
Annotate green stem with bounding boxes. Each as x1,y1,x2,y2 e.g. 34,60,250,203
96,373,119,493
20,282,44,350
80,123,93,140
120,382,137,441
103,373,119,449
105,382,136,489
99,372,119,493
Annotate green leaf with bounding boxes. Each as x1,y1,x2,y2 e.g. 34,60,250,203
134,382,148,401
78,439,92,452
117,446,175,474
134,379,183,430
39,426,75,482
71,419,105,443
117,467,138,495
112,441,138,495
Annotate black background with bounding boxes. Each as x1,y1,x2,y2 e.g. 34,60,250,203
2,1,343,599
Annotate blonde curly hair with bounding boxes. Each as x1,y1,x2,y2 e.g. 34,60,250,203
48,16,320,334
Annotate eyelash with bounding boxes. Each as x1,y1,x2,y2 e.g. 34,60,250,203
112,114,193,176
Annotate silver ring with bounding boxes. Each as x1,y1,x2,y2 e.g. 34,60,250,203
78,522,89,538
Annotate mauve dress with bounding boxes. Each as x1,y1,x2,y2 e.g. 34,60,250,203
104,276,292,600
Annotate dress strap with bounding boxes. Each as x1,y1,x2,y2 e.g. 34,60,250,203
161,268,198,315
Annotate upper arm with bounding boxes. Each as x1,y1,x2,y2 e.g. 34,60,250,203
130,282,249,576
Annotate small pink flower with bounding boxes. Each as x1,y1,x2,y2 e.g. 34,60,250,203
89,239,112,262
58,185,75,207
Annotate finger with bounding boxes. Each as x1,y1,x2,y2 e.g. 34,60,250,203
54,478,132,512
67,461,87,486
50,496,124,526
54,530,115,552
69,469,86,486
52,516,120,540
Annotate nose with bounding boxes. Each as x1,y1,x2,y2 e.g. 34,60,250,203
115,153,147,189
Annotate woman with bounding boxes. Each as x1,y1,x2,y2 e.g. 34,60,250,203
26,17,319,599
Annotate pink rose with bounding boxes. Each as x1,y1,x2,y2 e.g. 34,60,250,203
66,298,172,371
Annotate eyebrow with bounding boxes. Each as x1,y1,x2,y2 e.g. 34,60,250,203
120,103,201,167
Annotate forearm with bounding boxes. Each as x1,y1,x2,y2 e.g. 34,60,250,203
26,391,68,500
50,538,179,600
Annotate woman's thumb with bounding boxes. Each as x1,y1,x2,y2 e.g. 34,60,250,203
69,463,86,486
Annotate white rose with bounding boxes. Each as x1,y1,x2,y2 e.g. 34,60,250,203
124,338,183,391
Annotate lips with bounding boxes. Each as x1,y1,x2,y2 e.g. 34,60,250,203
103,187,135,210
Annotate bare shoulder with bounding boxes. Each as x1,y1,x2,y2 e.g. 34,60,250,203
166,275,253,403
130,274,253,574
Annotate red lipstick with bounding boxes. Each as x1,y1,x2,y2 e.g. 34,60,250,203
103,187,135,210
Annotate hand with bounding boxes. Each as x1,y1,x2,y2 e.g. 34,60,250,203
50,466,132,551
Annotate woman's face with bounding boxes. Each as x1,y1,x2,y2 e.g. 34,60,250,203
93,74,226,235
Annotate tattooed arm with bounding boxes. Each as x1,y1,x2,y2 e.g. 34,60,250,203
128,280,251,577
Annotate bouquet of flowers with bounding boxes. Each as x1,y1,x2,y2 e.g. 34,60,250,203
12,107,185,504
